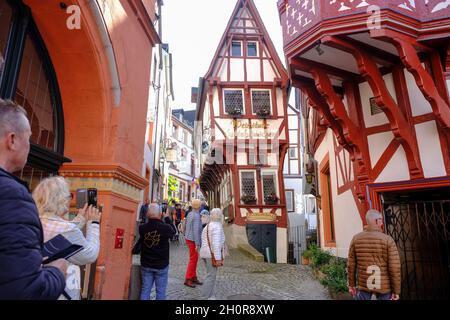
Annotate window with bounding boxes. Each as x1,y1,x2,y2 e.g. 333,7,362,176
16,34,57,151
251,90,271,115
224,89,244,115
240,171,256,200
1,0,66,181
231,41,242,57
262,171,278,203
0,1,12,83
289,147,298,159
247,42,258,57
179,128,185,143
172,125,177,138
285,190,295,212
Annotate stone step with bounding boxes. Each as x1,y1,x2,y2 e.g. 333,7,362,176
237,243,265,262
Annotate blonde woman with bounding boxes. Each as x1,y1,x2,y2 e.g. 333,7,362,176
199,208,226,300
33,176,101,300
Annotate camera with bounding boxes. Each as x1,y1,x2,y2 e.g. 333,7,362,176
76,188,98,209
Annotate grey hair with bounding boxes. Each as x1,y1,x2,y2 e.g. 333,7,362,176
366,209,383,225
210,208,223,223
147,203,161,218
0,99,29,137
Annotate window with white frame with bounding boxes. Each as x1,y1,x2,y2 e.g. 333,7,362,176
224,89,244,115
251,89,271,115
289,147,298,159
231,41,242,57
247,41,258,57
262,171,278,203
240,171,256,202
285,190,295,212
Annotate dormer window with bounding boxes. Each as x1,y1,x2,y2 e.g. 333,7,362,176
231,41,242,57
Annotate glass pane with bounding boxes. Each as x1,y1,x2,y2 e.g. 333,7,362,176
16,165,51,191
247,42,257,57
0,0,13,83
15,34,57,151
224,90,244,115
241,172,255,198
262,173,277,200
252,90,271,115
231,41,241,57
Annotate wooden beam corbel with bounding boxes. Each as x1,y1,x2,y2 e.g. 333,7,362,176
322,35,424,180
370,29,450,129
310,69,371,198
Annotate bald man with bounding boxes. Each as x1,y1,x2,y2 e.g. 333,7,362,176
0,100,67,299
348,209,401,300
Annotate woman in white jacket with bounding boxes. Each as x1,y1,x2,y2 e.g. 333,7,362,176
199,208,226,299
33,176,101,300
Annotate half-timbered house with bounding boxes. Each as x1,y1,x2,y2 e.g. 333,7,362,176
195,0,290,263
278,0,450,299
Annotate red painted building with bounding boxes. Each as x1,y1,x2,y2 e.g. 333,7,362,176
278,0,450,299
0,0,160,299
195,0,290,263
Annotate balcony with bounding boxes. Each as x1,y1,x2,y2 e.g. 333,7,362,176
278,0,450,57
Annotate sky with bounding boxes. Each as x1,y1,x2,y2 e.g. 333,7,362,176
163,0,285,110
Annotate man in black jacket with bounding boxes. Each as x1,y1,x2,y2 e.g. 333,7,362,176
139,203,176,300
0,100,67,299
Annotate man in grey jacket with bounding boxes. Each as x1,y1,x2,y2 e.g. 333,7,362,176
184,199,203,288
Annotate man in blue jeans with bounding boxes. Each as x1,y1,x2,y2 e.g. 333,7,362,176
139,203,176,300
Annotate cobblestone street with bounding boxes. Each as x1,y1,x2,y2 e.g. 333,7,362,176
151,241,331,300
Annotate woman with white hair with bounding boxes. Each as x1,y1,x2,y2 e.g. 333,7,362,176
199,208,226,300
33,176,101,300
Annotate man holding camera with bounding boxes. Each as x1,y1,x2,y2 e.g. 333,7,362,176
0,100,67,299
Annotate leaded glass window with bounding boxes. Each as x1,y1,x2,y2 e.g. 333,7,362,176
224,89,244,115
241,171,255,198
262,172,277,201
252,90,271,115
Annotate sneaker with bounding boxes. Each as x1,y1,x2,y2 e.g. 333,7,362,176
184,279,196,288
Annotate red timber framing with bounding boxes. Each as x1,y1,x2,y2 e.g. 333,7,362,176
197,0,290,230
279,0,450,229
322,35,424,180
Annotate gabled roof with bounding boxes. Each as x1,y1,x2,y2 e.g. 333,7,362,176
204,0,287,81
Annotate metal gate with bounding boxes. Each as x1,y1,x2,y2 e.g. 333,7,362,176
383,196,450,300
288,225,306,265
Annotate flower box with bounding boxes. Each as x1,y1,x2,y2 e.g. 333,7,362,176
241,195,257,205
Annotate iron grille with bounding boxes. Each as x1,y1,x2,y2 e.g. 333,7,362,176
224,90,244,115
241,172,255,197
383,199,450,300
262,173,276,199
252,90,271,115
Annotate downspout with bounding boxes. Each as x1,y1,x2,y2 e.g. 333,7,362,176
88,0,121,106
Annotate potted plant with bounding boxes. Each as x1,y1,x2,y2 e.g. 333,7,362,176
301,249,312,265
241,194,257,205
264,193,279,205
227,107,243,118
256,105,271,118
320,259,352,300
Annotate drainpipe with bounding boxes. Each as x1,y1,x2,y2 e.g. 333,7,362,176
88,0,121,106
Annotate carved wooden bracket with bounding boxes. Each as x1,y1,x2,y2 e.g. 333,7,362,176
379,32,450,129
322,35,424,180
